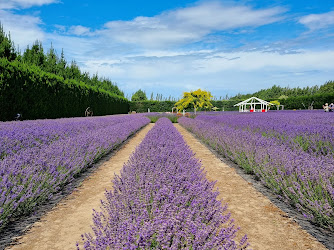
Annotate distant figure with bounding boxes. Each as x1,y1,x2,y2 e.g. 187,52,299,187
329,103,334,112
85,107,93,117
323,103,329,112
15,113,22,121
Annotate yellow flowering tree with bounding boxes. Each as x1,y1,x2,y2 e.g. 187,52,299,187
270,100,280,110
175,89,213,114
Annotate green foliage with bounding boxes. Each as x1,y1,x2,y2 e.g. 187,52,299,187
0,58,129,121
210,100,239,111
22,40,45,67
147,115,178,123
318,81,334,94
229,81,334,101
278,95,288,100
131,89,147,101
230,84,321,100
19,41,124,97
0,24,16,61
280,93,334,110
130,101,175,113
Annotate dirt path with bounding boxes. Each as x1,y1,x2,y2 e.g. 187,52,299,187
8,124,154,250
174,124,327,250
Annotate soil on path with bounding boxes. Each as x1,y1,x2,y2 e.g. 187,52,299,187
7,124,154,250
174,124,327,250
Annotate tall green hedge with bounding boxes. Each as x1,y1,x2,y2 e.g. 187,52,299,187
211,100,240,111
0,58,129,121
129,101,176,113
280,93,334,110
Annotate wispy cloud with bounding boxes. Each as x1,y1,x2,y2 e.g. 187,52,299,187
68,25,92,36
0,0,59,48
78,48,334,96
0,10,45,48
100,2,286,48
299,10,334,30
0,0,58,9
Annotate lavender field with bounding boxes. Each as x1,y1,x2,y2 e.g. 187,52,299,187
0,115,150,231
80,118,248,249
179,111,334,230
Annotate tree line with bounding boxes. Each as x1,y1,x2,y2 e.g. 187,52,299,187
129,89,179,102
0,24,128,121
227,82,334,101
0,24,123,97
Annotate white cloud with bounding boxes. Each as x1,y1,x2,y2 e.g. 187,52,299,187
0,0,58,9
0,10,45,48
173,2,284,29
0,0,60,48
192,50,334,73
68,25,91,36
299,11,334,30
101,2,285,48
77,49,334,97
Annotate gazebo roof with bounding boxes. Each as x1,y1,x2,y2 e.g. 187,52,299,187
234,97,273,106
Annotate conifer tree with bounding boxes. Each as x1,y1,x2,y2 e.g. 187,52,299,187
0,23,17,61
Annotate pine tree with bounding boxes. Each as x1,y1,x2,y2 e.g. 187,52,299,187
44,43,58,74
0,23,17,61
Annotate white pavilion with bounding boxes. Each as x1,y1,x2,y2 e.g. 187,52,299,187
234,97,273,112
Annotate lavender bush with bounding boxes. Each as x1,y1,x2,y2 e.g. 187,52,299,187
80,118,248,249
0,115,150,231
145,112,178,123
179,111,334,230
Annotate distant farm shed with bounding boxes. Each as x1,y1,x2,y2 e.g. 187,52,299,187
234,97,273,112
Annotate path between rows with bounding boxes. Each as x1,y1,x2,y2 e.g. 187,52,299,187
8,124,154,250
174,124,326,250
7,122,327,250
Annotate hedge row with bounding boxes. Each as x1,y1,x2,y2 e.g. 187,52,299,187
129,100,176,113
0,58,129,121
280,94,334,110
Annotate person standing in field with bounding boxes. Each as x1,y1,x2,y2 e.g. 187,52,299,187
323,103,329,112
329,103,334,112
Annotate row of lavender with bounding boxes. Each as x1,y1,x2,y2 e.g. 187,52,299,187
79,118,248,249
0,115,150,231
179,111,334,230
195,111,334,156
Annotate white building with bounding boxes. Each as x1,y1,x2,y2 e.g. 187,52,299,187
234,97,273,112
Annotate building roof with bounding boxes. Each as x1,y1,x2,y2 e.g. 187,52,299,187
234,97,273,106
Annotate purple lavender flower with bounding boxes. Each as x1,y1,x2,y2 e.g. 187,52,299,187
0,114,150,231
80,118,248,249
179,110,334,230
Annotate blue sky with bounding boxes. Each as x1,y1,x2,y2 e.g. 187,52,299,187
1,0,334,99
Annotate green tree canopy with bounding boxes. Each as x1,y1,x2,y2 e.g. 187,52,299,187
0,24,16,61
175,89,213,114
318,81,334,94
131,89,147,101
